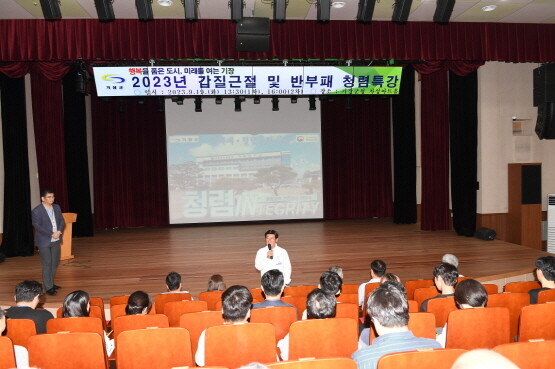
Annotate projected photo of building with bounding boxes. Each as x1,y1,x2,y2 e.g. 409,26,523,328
196,151,291,186
167,133,323,224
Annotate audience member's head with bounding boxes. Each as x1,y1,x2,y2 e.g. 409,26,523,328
238,364,271,369
63,290,90,318
306,288,336,319
454,279,488,309
222,285,253,323
260,269,285,298
328,266,343,279
319,271,342,296
380,273,401,284
442,253,460,268
367,281,409,334
370,260,387,279
451,349,520,369
208,274,226,291
165,271,182,292
126,291,151,315
433,263,459,292
535,256,555,286
0,308,5,333
14,280,43,307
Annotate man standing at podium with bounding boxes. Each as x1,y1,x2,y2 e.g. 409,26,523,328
31,189,65,296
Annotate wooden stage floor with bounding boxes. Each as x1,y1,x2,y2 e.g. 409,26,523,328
0,219,550,307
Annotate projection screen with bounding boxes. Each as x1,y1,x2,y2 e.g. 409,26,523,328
166,98,323,224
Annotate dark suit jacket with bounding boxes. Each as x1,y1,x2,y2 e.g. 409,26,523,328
31,203,65,247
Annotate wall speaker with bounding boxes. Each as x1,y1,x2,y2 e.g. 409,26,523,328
230,0,243,23
434,0,456,24
273,0,287,22
475,227,496,241
40,0,62,20
533,64,555,107
357,0,377,23
317,0,331,23
94,0,115,22
392,0,413,23
236,18,270,52
521,165,542,204
135,0,153,22
536,102,555,139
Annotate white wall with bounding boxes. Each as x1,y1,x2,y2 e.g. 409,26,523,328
26,75,40,208
477,62,555,213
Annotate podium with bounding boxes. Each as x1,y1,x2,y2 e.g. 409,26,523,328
61,213,77,260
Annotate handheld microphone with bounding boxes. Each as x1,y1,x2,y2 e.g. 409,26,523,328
268,244,273,259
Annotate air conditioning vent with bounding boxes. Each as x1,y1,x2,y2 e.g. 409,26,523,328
548,194,555,253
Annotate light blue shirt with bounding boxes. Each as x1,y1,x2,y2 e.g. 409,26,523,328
352,330,442,369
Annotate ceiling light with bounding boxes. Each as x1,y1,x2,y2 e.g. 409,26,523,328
158,0,173,6
481,5,497,12
331,2,345,8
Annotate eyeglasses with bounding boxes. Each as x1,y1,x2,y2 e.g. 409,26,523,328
44,196,55,199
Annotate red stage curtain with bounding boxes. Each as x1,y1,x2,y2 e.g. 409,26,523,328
420,69,450,231
0,19,554,63
321,97,393,219
90,95,169,229
30,70,69,210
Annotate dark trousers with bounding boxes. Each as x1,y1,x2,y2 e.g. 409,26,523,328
38,240,61,290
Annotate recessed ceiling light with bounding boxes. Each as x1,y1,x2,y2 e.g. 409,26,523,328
481,5,497,12
331,2,346,8
158,0,173,6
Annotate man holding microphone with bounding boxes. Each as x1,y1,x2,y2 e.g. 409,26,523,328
254,230,292,286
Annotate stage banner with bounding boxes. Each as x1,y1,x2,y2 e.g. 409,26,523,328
93,66,402,97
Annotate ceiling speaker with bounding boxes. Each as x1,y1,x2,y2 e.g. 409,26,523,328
434,0,456,24
392,0,413,23
40,0,62,20
317,0,331,23
230,0,243,23
273,0,287,22
183,0,199,21
135,0,153,21
94,0,115,23
357,0,377,23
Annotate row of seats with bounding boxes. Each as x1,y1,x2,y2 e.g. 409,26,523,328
2,327,553,369
377,339,554,369
7,300,555,360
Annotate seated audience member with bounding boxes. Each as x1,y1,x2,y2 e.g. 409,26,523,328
529,255,555,304
164,271,189,294
358,260,387,306
442,253,463,277
62,290,90,317
320,270,343,297
207,274,226,292
420,263,458,312
195,285,253,366
62,290,115,355
436,279,488,347
252,269,295,309
442,253,459,268
451,349,519,369
1,304,29,368
352,282,441,369
6,280,53,334
358,278,403,346
125,291,152,315
278,288,337,361
380,273,401,284
328,265,344,280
